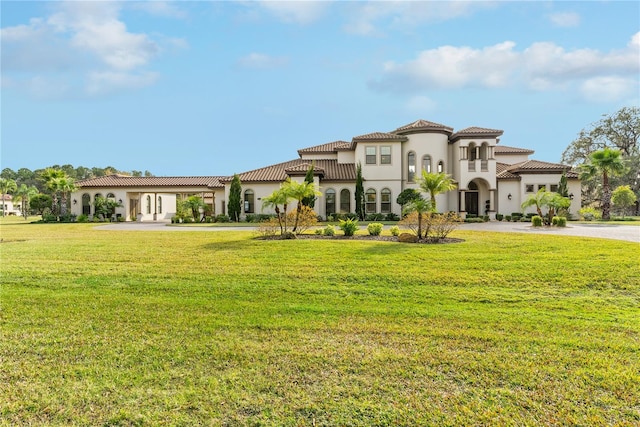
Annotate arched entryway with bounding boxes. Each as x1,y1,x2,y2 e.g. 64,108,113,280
465,181,479,215
462,178,494,217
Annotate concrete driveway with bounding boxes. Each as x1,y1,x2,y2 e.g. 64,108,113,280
96,220,640,243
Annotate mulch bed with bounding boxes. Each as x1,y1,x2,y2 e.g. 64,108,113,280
259,234,464,244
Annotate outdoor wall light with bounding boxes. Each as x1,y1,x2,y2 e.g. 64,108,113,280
507,193,512,200
118,199,123,204
73,199,77,205
569,193,574,200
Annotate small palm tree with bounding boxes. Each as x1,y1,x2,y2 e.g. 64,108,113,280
262,186,292,235
284,179,321,232
40,168,66,216
0,178,17,216
579,148,626,220
416,171,457,212
14,184,39,219
57,176,77,216
403,197,432,239
521,188,552,218
183,195,206,222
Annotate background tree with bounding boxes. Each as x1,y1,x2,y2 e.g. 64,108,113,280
57,176,77,216
611,185,637,218
14,184,39,219
183,195,206,222
579,148,626,220
301,163,317,208
228,174,242,222
396,188,422,212
416,171,457,212
562,107,639,210
558,172,569,198
0,177,17,216
29,194,52,216
40,168,66,216
355,162,365,220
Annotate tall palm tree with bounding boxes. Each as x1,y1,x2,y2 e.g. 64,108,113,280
14,184,39,219
0,178,17,216
40,168,66,216
57,176,77,216
285,179,322,232
416,171,457,212
579,147,626,220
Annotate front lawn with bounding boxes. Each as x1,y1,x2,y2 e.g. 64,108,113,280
1,222,638,425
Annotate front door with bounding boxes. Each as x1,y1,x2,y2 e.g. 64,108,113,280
130,199,138,220
465,192,479,215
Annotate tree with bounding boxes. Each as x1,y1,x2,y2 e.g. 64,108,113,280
416,171,457,212
579,148,626,220
40,168,66,216
558,172,569,198
228,174,242,222
355,162,365,220
521,189,572,225
402,197,432,239
262,185,292,236
301,163,317,208
29,194,52,215
57,176,77,216
284,179,321,232
183,195,207,221
0,177,17,216
612,185,637,218
396,188,422,211
14,184,39,219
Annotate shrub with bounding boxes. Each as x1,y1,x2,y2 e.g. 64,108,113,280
428,212,461,241
367,222,383,236
505,215,511,221
255,217,279,237
339,218,359,236
385,213,400,221
286,205,318,235
245,214,256,223
579,207,601,221
464,217,485,223
532,215,543,227
557,216,567,227
511,212,523,219
496,214,504,221
398,211,420,236
214,214,231,223
77,214,89,223
398,232,418,243
323,224,335,236
365,213,384,221
551,216,559,226
314,228,323,235
482,215,490,222
389,225,400,236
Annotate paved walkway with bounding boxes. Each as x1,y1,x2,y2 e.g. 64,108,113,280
96,221,640,243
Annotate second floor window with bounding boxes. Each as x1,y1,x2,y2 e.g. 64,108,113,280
408,152,416,182
366,147,376,164
380,146,391,164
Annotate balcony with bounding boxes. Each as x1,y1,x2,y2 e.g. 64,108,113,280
467,159,490,173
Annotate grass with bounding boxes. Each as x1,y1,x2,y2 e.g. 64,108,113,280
1,217,639,426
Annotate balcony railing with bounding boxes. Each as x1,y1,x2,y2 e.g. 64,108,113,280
467,159,490,172
481,160,488,171
468,161,476,172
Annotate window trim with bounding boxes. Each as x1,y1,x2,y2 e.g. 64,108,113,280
325,188,336,215
380,146,391,165
365,146,377,165
340,189,350,213
365,188,376,213
408,151,416,182
380,188,391,214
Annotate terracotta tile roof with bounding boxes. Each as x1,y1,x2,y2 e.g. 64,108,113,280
495,145,535,154
76,174,225,189
497,160,578,178
284,163,326,177
496,162,521,180
232,159,355,183
394,119,453,134
352,132,408,142
297,140,351,155
450,126,504,141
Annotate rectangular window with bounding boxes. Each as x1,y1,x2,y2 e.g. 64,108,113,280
381,193,391,213
525,184,534,193
550,184,558,192
380,146,391,164
538,184,546,192
366,147,376,164
365,192,376,213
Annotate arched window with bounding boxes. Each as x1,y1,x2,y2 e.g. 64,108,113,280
422,155,432,173
244,190,254,213
157,196,163,214
106,193,116,200
480,142,488,161
380,188,391,213
325,189,336,215
365,188,376,213
82,193,91,215
146,195,151,214
437,160,444,173
340,189,350,213
408,152,416,182
468,181,478,191
469,143,477,161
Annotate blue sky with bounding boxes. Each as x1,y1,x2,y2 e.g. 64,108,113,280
2,1,639,176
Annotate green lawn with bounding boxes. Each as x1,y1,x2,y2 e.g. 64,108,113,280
1,219,639,426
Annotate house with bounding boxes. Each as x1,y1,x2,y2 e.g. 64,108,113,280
1,194,22,216
71,119,580,221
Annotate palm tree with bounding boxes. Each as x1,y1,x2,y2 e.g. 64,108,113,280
262,185,292,235
285,179,321,232
57,176,77,216
403,197,432,239
183,195,206,222
14,184,39,219
579,148,626,220
40,168,66,216
0,178,17,216
416,171,457,212
520,188,551,218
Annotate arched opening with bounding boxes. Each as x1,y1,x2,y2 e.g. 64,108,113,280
437,160,444,173
325,189,336,215
365,188,376,214
380,188,391,214
146,195,151,214
465,181,479,215
340,189,350,213
82,193,91,215
407,152,416,182
157,196,163,214
422,155,432,174
244,189,254,213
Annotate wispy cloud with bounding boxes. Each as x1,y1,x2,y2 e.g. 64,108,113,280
0,1,184,97
548,11,581,28
246,0,329,25
237,53,289,69
371,32,640,103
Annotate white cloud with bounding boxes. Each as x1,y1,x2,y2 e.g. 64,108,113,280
237,53,289,69
372,33,640,103
1,1,176,97
580,76,638,103
128,1,188,19
548,12,581,28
